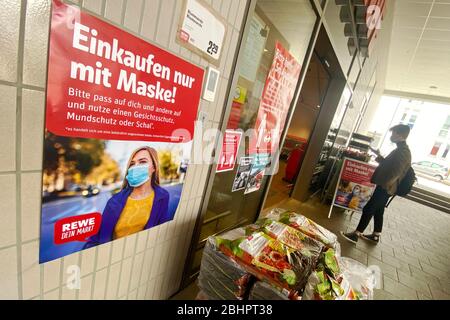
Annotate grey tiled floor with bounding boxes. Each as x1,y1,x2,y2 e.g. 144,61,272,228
275,196,450,300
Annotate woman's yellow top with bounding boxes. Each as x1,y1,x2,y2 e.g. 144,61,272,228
113,192,154,239
349,196,360,209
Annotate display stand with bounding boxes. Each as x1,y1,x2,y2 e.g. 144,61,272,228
328,157,377,219
328,158,346,219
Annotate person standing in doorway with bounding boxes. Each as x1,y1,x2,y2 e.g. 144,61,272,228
341,124,412,244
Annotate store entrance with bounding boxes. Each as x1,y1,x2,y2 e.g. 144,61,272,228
264,27,346,210
181,0,319,288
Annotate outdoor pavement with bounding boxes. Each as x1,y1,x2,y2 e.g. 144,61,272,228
273,195,450,300
415,175,450,197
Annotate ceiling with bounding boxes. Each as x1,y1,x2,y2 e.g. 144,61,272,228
386,0,450,99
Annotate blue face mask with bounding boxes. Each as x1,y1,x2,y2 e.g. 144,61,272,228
126,164,150,187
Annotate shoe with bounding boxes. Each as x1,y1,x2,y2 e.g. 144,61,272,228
361,233,380,244
340,231,358,244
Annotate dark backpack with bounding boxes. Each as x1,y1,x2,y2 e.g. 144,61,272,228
386,167,416,207
396,167,416,196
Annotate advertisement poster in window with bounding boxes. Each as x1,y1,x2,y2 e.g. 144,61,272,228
244,153,271,194
249,42,301,160
227,85,247,129
216,130,242,173
232,157,253,192
40,0,204,263
333,158,377,213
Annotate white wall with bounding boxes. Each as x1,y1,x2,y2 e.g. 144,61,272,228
0,0,247,300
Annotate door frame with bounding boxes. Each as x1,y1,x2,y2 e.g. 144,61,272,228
179,0,324,289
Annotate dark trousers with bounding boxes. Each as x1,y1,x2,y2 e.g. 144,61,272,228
356,186,391,233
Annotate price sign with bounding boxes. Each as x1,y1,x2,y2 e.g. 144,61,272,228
177,0,227,65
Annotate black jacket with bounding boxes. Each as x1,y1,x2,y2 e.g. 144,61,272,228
371,141,411,195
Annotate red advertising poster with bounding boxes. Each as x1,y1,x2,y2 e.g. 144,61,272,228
46,0,203,143
334,158,377,212
216,130,242,173
249,42,301,155
227,101,243,129
40,1,204,263
227,85,246,129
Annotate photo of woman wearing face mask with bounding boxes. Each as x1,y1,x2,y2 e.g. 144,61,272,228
84,146,169,248
348,185,362,210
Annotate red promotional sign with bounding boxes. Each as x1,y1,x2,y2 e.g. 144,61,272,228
216,130,242,172
47,0,204,143
341,159,376,185
54,212,102,244
334,158,377,212
227,101,243,129
40,1,204,264
249,42,301,155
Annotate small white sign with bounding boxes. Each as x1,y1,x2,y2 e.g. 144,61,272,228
202,66,220,102
178,0,226,65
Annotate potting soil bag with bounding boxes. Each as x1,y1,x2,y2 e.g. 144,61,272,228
248,280,298,300
246,218,324,263
265,208,339,252
198,236,254,300
215,230,312,295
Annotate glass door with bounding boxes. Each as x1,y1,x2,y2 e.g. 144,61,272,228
182,0,319,284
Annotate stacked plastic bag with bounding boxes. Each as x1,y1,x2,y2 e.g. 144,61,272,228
197,208,375,300
302,249,376,300
303,248,356,300
215,229,310,299
339,256,377,300
249,280,291,300
197,235,254,300
265,209,340,254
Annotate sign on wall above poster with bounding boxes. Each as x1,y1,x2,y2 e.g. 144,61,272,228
40,0,204,263
177,0,227,66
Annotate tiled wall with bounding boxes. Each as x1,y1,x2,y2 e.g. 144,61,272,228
0,0,247,300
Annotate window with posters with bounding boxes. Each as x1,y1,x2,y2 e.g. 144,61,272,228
183,0,318,280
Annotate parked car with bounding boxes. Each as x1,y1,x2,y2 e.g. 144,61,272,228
412,161,449,180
